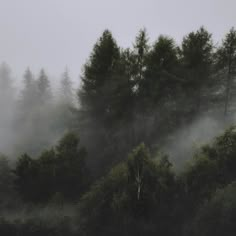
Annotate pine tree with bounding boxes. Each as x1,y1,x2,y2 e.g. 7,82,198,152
37,69,52,103
60,67,74,105
0,62,14,105
0,62,15,155
142,35,182,137
79,29,120,124
20,68,37,109
180,27,213,114
144,35,179,103
216,27,236,117
132,28,149,93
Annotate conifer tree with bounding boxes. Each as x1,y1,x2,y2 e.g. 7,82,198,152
216,27,236,117
37,69,52,103
132,28,149,93
79,29,120,124
180,27,213,114
60,67,74,105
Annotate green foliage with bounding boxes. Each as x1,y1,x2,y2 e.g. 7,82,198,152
132,28,149,87
14,132,89,202
180,27,214,113
0,154,16,206
179,126,236,226
187,182,236,236
78,143,176,235
216,27,236,69
144,35,179,102
181,27,213,69
0,216,77,236
215,28,236,116
55,133,88,200
14,154,39,201
79,30,120,122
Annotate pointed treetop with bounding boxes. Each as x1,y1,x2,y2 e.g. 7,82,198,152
134,28,149,57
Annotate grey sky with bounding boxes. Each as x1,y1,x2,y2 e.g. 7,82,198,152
0,0,235,84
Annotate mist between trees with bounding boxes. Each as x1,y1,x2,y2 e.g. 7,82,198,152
0,26,236,235
0,65,76,157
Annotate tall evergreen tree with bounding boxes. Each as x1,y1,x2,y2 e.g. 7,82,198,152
0,62,15,108
180,27,213,114
78,30,121,176
139,35,182,139
79,29,120,123
132,28,149,94
37,69,52,103
20,68,37,109
60,68,74,104
215,27,236,117
142,35,179,104
0,62,15,154
23,68,34,89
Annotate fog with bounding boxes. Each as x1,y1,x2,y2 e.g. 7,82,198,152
164,114,229,169
0,62,76,158
0,0,235,81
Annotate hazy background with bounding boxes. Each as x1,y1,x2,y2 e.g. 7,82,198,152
0,0,235,83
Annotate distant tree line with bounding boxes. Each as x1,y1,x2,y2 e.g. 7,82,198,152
0,64,76,156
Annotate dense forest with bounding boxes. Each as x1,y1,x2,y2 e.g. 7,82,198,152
1,26,236,235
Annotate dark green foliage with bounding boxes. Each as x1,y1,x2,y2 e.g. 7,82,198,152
76,27,219,177
143,35,179,103
77,30,125,176
0,216,77,236
78,143,176,235
55,133,88,200
132,28,149,90
139,35,182,137
14,154,39,202
176,126,236,233
0,154,16,207
183,126,236,201
180,27,214,114
14,132,89,202
187,182,236,236
10,126,236,235
181,27,213,70
215,28,236,116
216,27,236,70
79,29,120,123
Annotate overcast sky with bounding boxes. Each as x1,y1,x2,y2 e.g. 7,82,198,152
0,0,235,84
